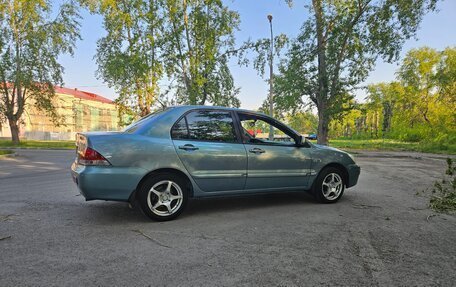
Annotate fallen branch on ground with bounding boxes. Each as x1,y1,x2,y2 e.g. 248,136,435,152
131,229,171,248
0,214,15,222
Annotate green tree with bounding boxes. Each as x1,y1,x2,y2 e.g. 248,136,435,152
163,0,241,107
394,47,455,143
435,47,456,99
365,82,403,136
89,0,245,122
276,0,438,145
286,111,318,134
86,0,166,119
397,47,440,126
0,0,80,144
334,47,455,148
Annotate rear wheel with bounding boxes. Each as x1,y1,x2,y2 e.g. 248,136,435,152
137,173,189,221
313,167,345,203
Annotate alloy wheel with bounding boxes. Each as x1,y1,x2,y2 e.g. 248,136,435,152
147,180,184,216
322,173,343,200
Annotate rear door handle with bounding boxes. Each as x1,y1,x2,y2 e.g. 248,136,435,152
178,144,199,151
249,148,265,154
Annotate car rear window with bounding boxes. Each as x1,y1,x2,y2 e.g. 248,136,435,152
123,109,167,133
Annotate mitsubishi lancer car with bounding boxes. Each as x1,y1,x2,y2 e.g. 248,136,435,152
71,106,360,221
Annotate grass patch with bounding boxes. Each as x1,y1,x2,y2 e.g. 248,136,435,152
328,138,455,154
0,140,75,149
0,150,14,156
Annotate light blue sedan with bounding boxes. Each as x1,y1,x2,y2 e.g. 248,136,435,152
71,106,360,221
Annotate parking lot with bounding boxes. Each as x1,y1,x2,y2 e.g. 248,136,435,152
0,149,455,286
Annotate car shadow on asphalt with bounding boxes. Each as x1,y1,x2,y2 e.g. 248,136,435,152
79,191,316,223
75,201,148,223
184,191,315,217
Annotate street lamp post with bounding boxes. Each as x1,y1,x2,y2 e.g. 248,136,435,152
267,14,274,141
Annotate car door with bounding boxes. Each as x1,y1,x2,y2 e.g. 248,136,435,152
236,112,313,190
171,109,247,192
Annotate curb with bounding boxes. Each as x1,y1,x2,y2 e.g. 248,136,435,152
342,149,455,160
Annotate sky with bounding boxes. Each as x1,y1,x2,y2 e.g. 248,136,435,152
57,0,456,110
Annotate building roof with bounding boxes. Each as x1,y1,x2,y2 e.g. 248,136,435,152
55,86,114,104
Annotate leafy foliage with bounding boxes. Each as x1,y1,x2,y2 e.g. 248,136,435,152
285,111,318,134
274,0,438,145
0,0,81,143
87,0,167,118
427,158,456,213
164,0,242,107
87,0,247,124
330,47,456,152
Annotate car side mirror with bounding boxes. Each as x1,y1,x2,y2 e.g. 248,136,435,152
296,135,310,147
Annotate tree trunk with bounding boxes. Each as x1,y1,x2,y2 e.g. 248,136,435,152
313,0,329,145
374,111,379,138
8,118,20,144
382,102,392,134
200,72,208,105
317,105,329,145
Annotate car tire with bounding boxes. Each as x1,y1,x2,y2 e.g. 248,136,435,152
312,167,345,203
137,172,189,221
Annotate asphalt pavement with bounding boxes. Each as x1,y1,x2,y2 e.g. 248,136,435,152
0,149,455,286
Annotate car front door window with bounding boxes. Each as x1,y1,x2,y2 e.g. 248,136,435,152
237,112,312,190
239,118,296,146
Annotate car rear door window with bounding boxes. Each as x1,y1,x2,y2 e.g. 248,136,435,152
171,110,238,143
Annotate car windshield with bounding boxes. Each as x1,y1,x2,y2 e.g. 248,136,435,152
123,109,168,133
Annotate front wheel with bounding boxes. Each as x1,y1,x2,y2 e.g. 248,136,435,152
312,167,345,203
137,173,189,221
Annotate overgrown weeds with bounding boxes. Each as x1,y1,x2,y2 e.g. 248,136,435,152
427,158,456,213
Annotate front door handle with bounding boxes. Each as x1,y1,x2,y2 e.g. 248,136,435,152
249,147,265,154
178,144,199,151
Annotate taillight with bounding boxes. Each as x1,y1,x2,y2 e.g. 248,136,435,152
78,147,111,166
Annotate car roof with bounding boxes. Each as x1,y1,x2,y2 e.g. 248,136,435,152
168,105,267,116
166,105,301,138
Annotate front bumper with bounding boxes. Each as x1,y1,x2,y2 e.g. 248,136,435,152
346,164,361,188
71,161,146,201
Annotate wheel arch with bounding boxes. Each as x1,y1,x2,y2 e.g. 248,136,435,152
130,168,194,203
319,162,349,187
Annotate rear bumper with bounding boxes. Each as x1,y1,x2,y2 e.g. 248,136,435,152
71,161,146,202
347,164,361,188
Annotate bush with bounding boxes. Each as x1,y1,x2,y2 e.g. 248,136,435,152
399,131,422,142
419,132,456,153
